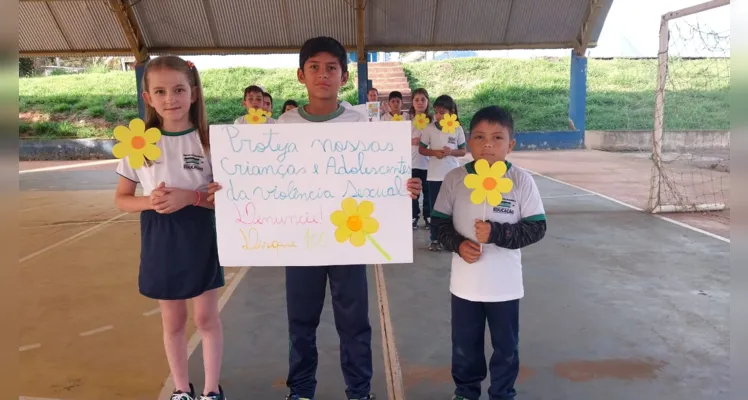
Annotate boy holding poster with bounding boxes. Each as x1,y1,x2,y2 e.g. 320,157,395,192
208,36,422,400
431,106,547,400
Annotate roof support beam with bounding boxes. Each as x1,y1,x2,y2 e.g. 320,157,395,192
108,0,148,62
574,0,603,56
44,1,73,51
355,0,366,63
201,0,220,48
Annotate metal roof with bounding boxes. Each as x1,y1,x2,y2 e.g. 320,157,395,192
19,0,614,60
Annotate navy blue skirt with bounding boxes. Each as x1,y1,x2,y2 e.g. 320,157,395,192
139,206,224,300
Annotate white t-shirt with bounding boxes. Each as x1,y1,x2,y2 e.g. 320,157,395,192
116,129,213,196
419,121,466,181
432,160,546,302
234,115,276,124
380,111,409,122
277,104,366,124
410,120,429,170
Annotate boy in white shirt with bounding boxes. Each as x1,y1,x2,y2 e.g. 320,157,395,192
234,85,275,124
418,95,466,251
431,106,547,400
380,91,408,121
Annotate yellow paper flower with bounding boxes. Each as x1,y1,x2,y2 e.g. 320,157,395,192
330,198,391,260
244,108,267,124
440,113,460,134
391,114,404,121
413,113,429,130
463,159,513,206
262,109,272,118
112,118,162,169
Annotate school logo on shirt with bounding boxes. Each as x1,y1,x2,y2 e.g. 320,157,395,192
183,154,205,171
447,136,457,145
492,198,516,215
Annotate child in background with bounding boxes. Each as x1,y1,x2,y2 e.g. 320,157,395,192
263,91,274,116
380,91,408,121
234,85,275,124
409,88,432,229
113,56,226,400
281,99,299,115
431,106,547,400
418,95,466,251
207,36,422,400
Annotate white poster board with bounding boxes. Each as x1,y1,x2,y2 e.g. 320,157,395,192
210,121,414,267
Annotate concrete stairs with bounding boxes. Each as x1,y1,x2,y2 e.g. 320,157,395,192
366,62,412,110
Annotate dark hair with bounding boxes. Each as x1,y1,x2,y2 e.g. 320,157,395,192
263,92,273,104
368,87,378,95
433,94,459,121
281,99,298,113
409,88,433,122
469,106,515,139
388,91,403,100
243,85,264,99
142,55,209,153
299,36,348,74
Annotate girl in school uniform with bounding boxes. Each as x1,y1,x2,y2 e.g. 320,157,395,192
409,88,433,230
114,56,226,400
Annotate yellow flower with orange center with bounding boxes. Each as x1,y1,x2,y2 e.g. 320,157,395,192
440,113,460,134
413,113,429,130
244,108,267,124
463,159,513,206
330,198,391,261
391,114,404,121
112,118,162,169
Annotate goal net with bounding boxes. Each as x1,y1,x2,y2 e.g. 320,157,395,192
648,0,730,215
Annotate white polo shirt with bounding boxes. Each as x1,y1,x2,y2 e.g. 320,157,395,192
419,121,466,181
277,104,366,124
233,115,276,124
410,120,429,170
432,160,546,302
116,129,213,196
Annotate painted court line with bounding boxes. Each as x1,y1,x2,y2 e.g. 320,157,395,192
19,159,119,174
143,308,161,317
528,170,730,243
19,343,41,352
79,325,114,337
541,193,596,199
19,213,128,264
375,264,405,400
157,267,250,400
21,203,68,212
21,219,137,229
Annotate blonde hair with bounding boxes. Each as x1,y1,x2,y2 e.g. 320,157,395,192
142,56,209,153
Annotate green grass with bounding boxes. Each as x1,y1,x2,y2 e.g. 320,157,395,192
403,57,730,131
19,57,729,138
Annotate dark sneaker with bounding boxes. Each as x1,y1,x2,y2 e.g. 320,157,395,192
412,218,419,230
171,384,195,400
350,394,376,400
428,240,442,251
285,395,313,400
200,385,226,400
424,217,431,230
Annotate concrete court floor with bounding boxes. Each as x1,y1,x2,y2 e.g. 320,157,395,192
187,172,729,399
19,157,729,400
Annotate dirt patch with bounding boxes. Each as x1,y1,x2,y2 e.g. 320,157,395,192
553,358,667,382
402,364,535,389
20,111,111,129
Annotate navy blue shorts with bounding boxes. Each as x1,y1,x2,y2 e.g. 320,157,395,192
139,206,224,300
